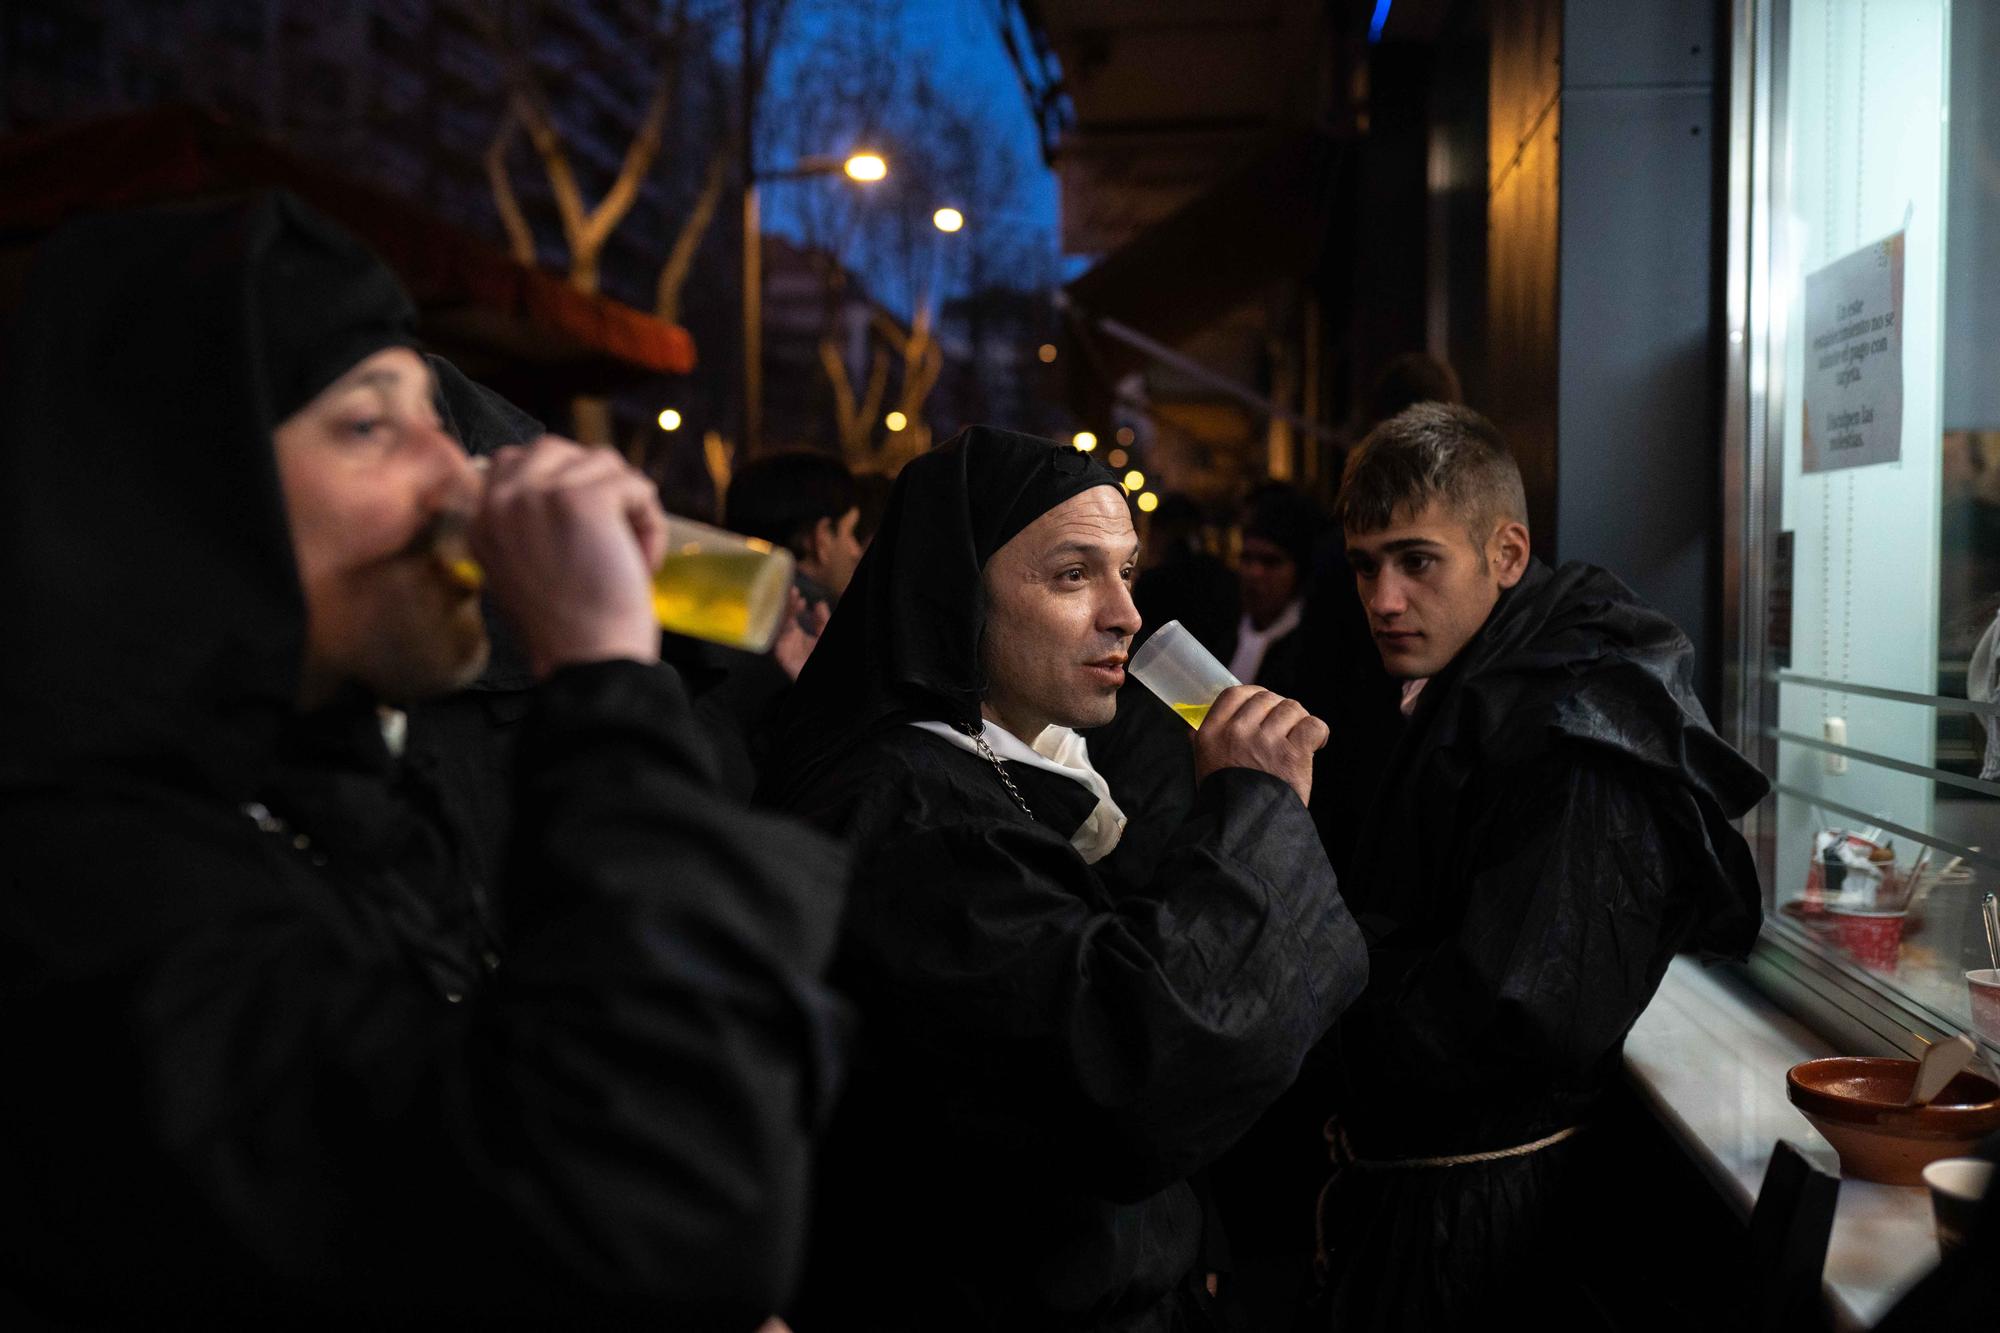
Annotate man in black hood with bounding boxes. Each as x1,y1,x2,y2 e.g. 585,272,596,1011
1308,404,1767,1329
0,192,844,1328
766,426,1367,1332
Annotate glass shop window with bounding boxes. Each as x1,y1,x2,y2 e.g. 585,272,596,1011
1751,0,2000,1050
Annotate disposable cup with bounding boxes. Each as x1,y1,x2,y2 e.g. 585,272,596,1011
1828,906,1904,972
1130,620,1240,729
1968,969,2000,1047
651,516,796,653
1921,1156,1993,1255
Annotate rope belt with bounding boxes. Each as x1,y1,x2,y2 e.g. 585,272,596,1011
1311,1119,1586,1281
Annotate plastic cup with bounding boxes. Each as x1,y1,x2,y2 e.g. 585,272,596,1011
1968,969,2000,1047
1828,906,1905,972
1130,620,1240,729
651,516,796,653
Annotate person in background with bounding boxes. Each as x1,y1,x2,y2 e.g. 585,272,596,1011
767,426,1366,1333
662,448,864,797
850,469,895,553
725,447,867,605
1229,482,1329,695
1133,491,1240,664
0,192,844,1329
1309,403,1765,1330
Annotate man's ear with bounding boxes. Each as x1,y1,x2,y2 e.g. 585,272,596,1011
1490,519,1532,588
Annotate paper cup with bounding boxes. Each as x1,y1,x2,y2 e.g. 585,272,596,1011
1921,1157,1993,1255
1968,969,2000,1048
1828,907,1904,972
1130,620,1240,729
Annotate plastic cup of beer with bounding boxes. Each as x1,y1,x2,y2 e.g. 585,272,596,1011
1129,619,1239,729
652,516,796,653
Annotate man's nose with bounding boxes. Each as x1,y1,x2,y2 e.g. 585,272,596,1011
419,423,482,509
1103,577,1142,640
1367,574,1408,619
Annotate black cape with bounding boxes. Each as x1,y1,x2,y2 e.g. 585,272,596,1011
0,192,847,1328
1314,559,1767,1330
769,428,1368,1331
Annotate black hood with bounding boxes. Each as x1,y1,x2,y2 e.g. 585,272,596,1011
1420,559,1767,817
1381,558,1768,955
0,191,416,798
764,425,1118,805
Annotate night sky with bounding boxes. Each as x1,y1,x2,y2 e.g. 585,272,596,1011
758,0,1064,314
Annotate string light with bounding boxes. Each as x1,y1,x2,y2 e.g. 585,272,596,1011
657,408,682,431
1073,431,1098,452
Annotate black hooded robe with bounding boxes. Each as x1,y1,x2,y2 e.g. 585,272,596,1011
765,427,1368,1332
0,193,846,1328
1312,560,1767,1330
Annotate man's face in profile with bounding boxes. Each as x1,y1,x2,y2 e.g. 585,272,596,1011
804,505,866,600
980,486,1142,739
1238,535,1300,628
274,347,489,706
1345,499,1528,679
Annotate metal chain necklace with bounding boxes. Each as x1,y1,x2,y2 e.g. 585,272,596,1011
958,721,1035,822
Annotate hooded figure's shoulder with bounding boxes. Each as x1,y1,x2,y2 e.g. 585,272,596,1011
779,723,1022,849
1459,561,1766,821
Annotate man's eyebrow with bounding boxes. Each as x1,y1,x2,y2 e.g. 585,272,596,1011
1349,537,1447,556
336,363,434,399
1045,539,1142,561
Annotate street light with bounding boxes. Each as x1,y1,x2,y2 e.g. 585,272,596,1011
741,143,890,457
843,152,888,182
932,207,964,233
1073,431,1098,452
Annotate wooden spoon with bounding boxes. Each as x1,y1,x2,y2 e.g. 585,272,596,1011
1906,1032,1979,1107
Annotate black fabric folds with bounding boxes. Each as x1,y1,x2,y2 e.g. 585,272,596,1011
1313,558,1768,1330
0,193,850,1328
765,424,1116,803
0,190,414,798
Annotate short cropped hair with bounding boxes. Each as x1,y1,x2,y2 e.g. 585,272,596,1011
1335,402,1527,540
724,448,858,557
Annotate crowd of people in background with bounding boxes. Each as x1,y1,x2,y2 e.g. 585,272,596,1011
8,188,1990,1333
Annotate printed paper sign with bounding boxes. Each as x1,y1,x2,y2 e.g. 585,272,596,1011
1802,231,1905,473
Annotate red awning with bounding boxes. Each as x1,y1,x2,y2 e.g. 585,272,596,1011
0,107,694,385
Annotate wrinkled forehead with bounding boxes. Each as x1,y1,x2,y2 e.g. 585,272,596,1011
991,485,1136,567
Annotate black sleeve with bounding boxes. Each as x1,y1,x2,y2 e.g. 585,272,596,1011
827,755,1367,1203
0,661,847,1329
1350,751,1694,1095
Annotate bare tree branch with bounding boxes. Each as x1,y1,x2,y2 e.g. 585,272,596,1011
483,102,537,265
657,145,731,323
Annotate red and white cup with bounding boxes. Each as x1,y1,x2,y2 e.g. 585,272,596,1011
1967,969,2000,1046
1829,907,1905,972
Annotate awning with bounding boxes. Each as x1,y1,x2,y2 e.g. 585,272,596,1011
0,107,695,388
1062,130,1337,376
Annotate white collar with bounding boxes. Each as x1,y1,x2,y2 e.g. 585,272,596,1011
909,718,1128,864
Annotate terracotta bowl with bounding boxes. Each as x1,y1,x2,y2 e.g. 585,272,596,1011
1786,1057,2000,1185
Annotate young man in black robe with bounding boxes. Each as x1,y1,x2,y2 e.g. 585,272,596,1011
1310,403,1767,1329
0,193,844,1328
766,427,1368,1332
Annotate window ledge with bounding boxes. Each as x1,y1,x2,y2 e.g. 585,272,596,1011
1624,956,1940,1329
